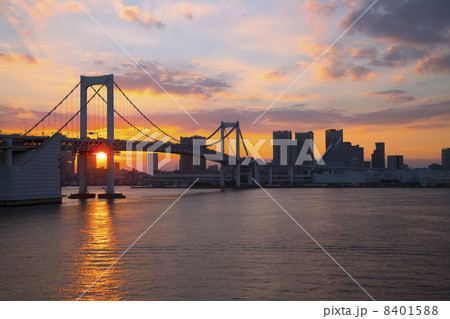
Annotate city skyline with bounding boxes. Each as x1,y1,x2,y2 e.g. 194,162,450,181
1,1,450,167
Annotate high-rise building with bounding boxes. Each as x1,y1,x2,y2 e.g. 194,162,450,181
272,130,295,165
371,142,385,169
147,153,158,175
294,131,314,165
343,142,364,167
442,148,450,170
179,135,206,173
325,129,343,150
387,155,404,169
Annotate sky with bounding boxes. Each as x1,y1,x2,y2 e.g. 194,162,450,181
1,0,450,168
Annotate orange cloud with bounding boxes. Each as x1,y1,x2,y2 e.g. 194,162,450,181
22,0,80,20
263,70,286,80
117,4,165,28
392,74,406,85
119,5,142,22
415,53,450,74
304,1,336,17
0,51,37,64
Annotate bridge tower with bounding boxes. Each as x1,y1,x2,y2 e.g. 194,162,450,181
220,121,241,188
71,74,124,199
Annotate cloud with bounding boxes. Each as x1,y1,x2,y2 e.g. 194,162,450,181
392,74,406,86
119,5,142,21
299,43,375,81
316,61,374,81
0,51,38,64
348,65,375,81
118,4,165,28
367,90,416,103
0,104,42,131
352,47,378,60
142,14,165,28
341,0,450,45
143,100,450,132
115,61,231,98
166,2,218,20
263,70,286,80
0,104,37,118
304,1,337,17
317,62,347,80
415,53,450,74
371,45,427,67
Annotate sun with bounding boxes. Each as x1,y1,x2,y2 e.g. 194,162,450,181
96,152,107,160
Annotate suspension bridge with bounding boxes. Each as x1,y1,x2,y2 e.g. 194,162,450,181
0,74,262,203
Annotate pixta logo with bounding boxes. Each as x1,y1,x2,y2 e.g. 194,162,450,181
126,129,172,175
191,137,325,166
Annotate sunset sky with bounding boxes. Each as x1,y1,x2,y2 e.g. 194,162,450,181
1,0,449,168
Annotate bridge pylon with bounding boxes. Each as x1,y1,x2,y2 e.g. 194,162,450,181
220,121,241,188
69,74,124,199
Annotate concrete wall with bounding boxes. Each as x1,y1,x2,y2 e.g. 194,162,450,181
0,135,62,204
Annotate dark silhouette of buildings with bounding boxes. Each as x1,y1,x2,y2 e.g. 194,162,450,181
442,148,450,170
371,142,385,169
325,129,343,150
294,131,314,166
272,130,295,165
323,129,365,167
179,135,206,173
87,153,97,169
387,155,404,169
61,151,75,184
343,142,364,167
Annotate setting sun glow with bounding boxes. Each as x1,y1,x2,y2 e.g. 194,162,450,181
96,152,107,160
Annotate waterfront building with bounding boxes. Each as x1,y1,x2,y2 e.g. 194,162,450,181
272,130,295,165
343,142,364,167
442,148,450,170
179,136,206,173
325,129,343,150
294,131,314,166
371,142,385,169
387,155,404,169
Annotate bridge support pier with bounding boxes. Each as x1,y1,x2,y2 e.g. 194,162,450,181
220,164,225,188
5,138,12,166
78,152,87,194
69,152,95,199
98,148,125,199
235,122,240,188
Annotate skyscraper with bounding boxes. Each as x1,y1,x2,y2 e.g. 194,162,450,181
179,135,206,173
294,131,314,165
343,142,364,167
147,153,158,175
272,130,294,165
387,155,404,169
325,129,343,150
371,142,385,169
442,148,450,170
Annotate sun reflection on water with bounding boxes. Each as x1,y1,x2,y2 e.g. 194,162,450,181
73,200,125,300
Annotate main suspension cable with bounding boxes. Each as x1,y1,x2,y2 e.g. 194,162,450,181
25,81,81,136
114,82,180,143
